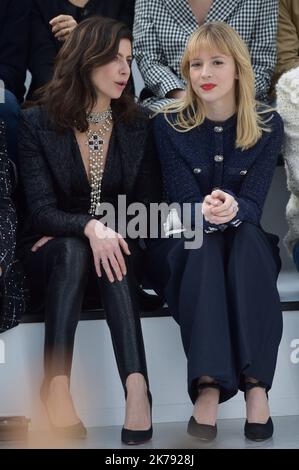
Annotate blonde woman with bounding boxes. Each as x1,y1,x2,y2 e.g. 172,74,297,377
147,22,284,442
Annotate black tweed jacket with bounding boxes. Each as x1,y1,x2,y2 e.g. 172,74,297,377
18,106,162,246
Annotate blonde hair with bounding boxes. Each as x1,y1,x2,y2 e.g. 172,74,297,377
161,22,272,150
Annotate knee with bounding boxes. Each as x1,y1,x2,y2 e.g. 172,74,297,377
232,222,275,257
52,237,91,272
201,230,224,252
232,222,259,242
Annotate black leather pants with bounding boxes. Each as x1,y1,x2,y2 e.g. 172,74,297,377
22,237,149,390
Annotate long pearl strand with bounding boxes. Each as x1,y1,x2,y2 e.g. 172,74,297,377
85,107,113,215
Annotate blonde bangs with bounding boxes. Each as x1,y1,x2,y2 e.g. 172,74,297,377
186,32,232,73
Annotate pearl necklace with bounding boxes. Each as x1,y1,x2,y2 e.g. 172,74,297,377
86,107,113,124
85,107,113,215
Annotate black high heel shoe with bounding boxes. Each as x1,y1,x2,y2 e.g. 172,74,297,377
121,391,153,445
187,383,219,442
244,381,273,441
40,381,87,439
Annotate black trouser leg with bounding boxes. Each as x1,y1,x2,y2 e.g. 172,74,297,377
226,222,283,392
23,236,149,392
97,253,149,392
23,237,91,383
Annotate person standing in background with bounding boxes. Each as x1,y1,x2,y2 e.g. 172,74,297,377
0,0,31,163
28,0,136,98
133,0,278,110
275,1,299,269
271,0,299,91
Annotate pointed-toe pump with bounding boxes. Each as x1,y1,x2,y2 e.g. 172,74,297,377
244,381,273,442
121,391,153,445
49,420,87,439
40,382,87,439
187,383,219,442
187,416,217,441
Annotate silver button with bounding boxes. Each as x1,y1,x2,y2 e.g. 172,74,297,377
240,170,247,175
193,168,202,174
214,155,223,162
214,126,223,133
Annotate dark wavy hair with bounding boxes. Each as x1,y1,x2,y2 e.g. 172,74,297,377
30,16,140,131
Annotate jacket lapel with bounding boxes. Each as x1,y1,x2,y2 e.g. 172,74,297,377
37,120,149,200
163,0,197,35
36,129,73,196
163,0,242,31
206,0,242,23
114,120,146,196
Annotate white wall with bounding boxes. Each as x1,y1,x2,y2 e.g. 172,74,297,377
0,311,299,430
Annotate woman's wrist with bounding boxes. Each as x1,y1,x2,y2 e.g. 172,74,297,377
84,219,98,238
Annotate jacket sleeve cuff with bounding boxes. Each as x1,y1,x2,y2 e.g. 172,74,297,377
189,204,228,233
222,189,244,228
159,75,186,98
76,214,95,237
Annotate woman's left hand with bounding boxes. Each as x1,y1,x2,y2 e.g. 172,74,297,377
49,15,78,41
203,189,238,225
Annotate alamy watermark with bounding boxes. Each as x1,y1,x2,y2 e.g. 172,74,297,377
0,339,5,364
93,196,204,249
0,80,4,104
290,339,299,364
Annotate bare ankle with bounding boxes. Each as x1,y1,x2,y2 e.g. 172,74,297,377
48,375,70,394
198,375,216,385
126,373,148,394
245,377,259,384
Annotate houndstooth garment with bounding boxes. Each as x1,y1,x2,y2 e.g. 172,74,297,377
133,0,279,110
0,120,27,332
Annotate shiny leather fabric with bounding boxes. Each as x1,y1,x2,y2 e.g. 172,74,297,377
99,252,149,389
22,236,149,389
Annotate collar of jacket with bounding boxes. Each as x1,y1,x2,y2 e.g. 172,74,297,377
202,113,237,131
36,115,148,197
163,0,242,34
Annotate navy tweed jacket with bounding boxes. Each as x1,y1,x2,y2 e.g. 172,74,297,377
153,110,284,232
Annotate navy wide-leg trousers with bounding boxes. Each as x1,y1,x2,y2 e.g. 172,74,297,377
147,222,283,403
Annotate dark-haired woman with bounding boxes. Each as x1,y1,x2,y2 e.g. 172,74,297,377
18,16,161,444
28,0,135,98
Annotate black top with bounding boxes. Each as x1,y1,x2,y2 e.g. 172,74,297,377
61,0,103,22
0,0,32,102
28,0,136,98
